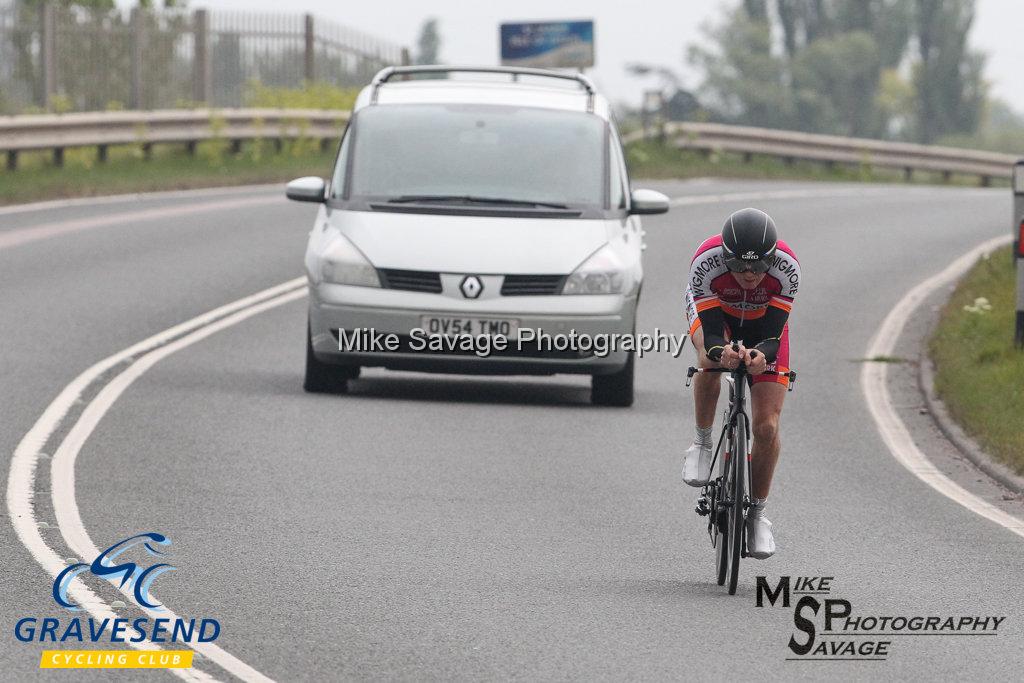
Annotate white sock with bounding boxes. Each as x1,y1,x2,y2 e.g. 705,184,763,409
694,425,713,448
750,497,768,517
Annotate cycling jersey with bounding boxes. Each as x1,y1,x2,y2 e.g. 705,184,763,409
685,234,800,384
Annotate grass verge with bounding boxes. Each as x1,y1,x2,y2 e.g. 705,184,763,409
929,246,1024,474
0,141,336,206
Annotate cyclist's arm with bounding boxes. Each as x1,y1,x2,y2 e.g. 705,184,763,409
756,242,799,363
752,296,793,363
687,239,731,362
697,300,729,362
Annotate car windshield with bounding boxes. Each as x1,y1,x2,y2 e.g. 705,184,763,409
333,103,607,209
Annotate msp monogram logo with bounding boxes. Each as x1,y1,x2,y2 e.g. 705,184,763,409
756,575,1007,661
53,533,174,611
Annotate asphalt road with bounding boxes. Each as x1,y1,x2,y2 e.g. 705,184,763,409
2,179,1022,680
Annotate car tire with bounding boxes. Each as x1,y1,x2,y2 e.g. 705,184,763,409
304,323,349,394
337,364,361,380
591,351,635,407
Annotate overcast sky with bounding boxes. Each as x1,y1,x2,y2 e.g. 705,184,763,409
143,0,1024,113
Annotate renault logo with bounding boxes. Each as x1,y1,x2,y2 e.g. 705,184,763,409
460,275,483,299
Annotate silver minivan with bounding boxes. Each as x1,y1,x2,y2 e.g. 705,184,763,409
286,66,669,406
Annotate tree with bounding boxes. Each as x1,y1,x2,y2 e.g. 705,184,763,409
688,0,985,141
688,7,795,129
791,31,882,136
913,0,986,142
415,18,441,65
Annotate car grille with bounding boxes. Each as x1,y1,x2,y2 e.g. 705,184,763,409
378,270,566,296
378,268,442,293
500,274,566,296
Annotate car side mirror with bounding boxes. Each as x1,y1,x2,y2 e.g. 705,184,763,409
629,188,670,215
286,177,326,203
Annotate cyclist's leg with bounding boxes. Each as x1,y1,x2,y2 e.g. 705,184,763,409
683,305,728,485
685,287,727,427
749,381,785,499
689,324,721,428
748,325,790,498
747,382,783,558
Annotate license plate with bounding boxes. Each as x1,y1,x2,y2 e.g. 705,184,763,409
420,315,519,339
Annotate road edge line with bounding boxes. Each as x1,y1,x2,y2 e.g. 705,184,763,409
0,183,283,217
860,234,1024,538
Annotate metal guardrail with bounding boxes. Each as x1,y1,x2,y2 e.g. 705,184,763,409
627,121,1017,185
0,108,350,170
2,110,1016,185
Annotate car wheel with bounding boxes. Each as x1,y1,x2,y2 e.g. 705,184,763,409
304,323,349,394
591,351,635,407
337,365,361,380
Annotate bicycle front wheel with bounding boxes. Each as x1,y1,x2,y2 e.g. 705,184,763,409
727,413,748,595
714,449,730,586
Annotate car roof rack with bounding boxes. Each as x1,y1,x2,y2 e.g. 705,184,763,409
370,65,596,113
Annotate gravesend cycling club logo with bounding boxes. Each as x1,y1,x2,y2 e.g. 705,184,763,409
13,532,220,670
54,533,174,610
756,575,1007,661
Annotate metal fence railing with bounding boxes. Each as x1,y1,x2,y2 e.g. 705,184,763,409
0,1,408,114
3,110,1017,185
0,108,351,170
626,121,1016,186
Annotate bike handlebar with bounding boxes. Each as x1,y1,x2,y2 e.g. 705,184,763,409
685,365,798,391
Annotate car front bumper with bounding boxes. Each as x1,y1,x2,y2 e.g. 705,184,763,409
308,283,637,376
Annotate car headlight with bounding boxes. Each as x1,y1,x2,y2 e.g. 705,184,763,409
563,244,629,295
320,234,380,287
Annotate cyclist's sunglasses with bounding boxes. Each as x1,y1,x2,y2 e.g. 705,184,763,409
725,257,772,274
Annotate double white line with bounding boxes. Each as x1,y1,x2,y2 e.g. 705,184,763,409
8,277,306,682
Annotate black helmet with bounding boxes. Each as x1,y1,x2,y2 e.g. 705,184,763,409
721,208,777,273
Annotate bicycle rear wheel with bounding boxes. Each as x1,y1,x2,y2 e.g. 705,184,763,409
727,414,748,595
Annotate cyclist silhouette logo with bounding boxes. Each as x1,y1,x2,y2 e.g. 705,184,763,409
52,533,175,611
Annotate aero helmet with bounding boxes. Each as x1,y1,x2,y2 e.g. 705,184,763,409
721,208,777,273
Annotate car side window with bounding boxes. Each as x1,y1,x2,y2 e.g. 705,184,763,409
329,128,352,199
608,132,628,211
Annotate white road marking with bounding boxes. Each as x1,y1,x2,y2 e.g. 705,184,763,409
0,183,282,217
667,185,997,207
8,277,305,682
0,195,284,250
860,234,1024,538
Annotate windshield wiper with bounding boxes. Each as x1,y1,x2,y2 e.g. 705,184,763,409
387,194,569,209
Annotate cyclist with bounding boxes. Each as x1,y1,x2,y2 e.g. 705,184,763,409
681,208,800,559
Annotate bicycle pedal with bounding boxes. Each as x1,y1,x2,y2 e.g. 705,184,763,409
695,498,710,516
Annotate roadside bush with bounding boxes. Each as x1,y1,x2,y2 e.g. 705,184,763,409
244,81,359,111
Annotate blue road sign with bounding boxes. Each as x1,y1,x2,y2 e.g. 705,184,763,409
500,20,594,69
